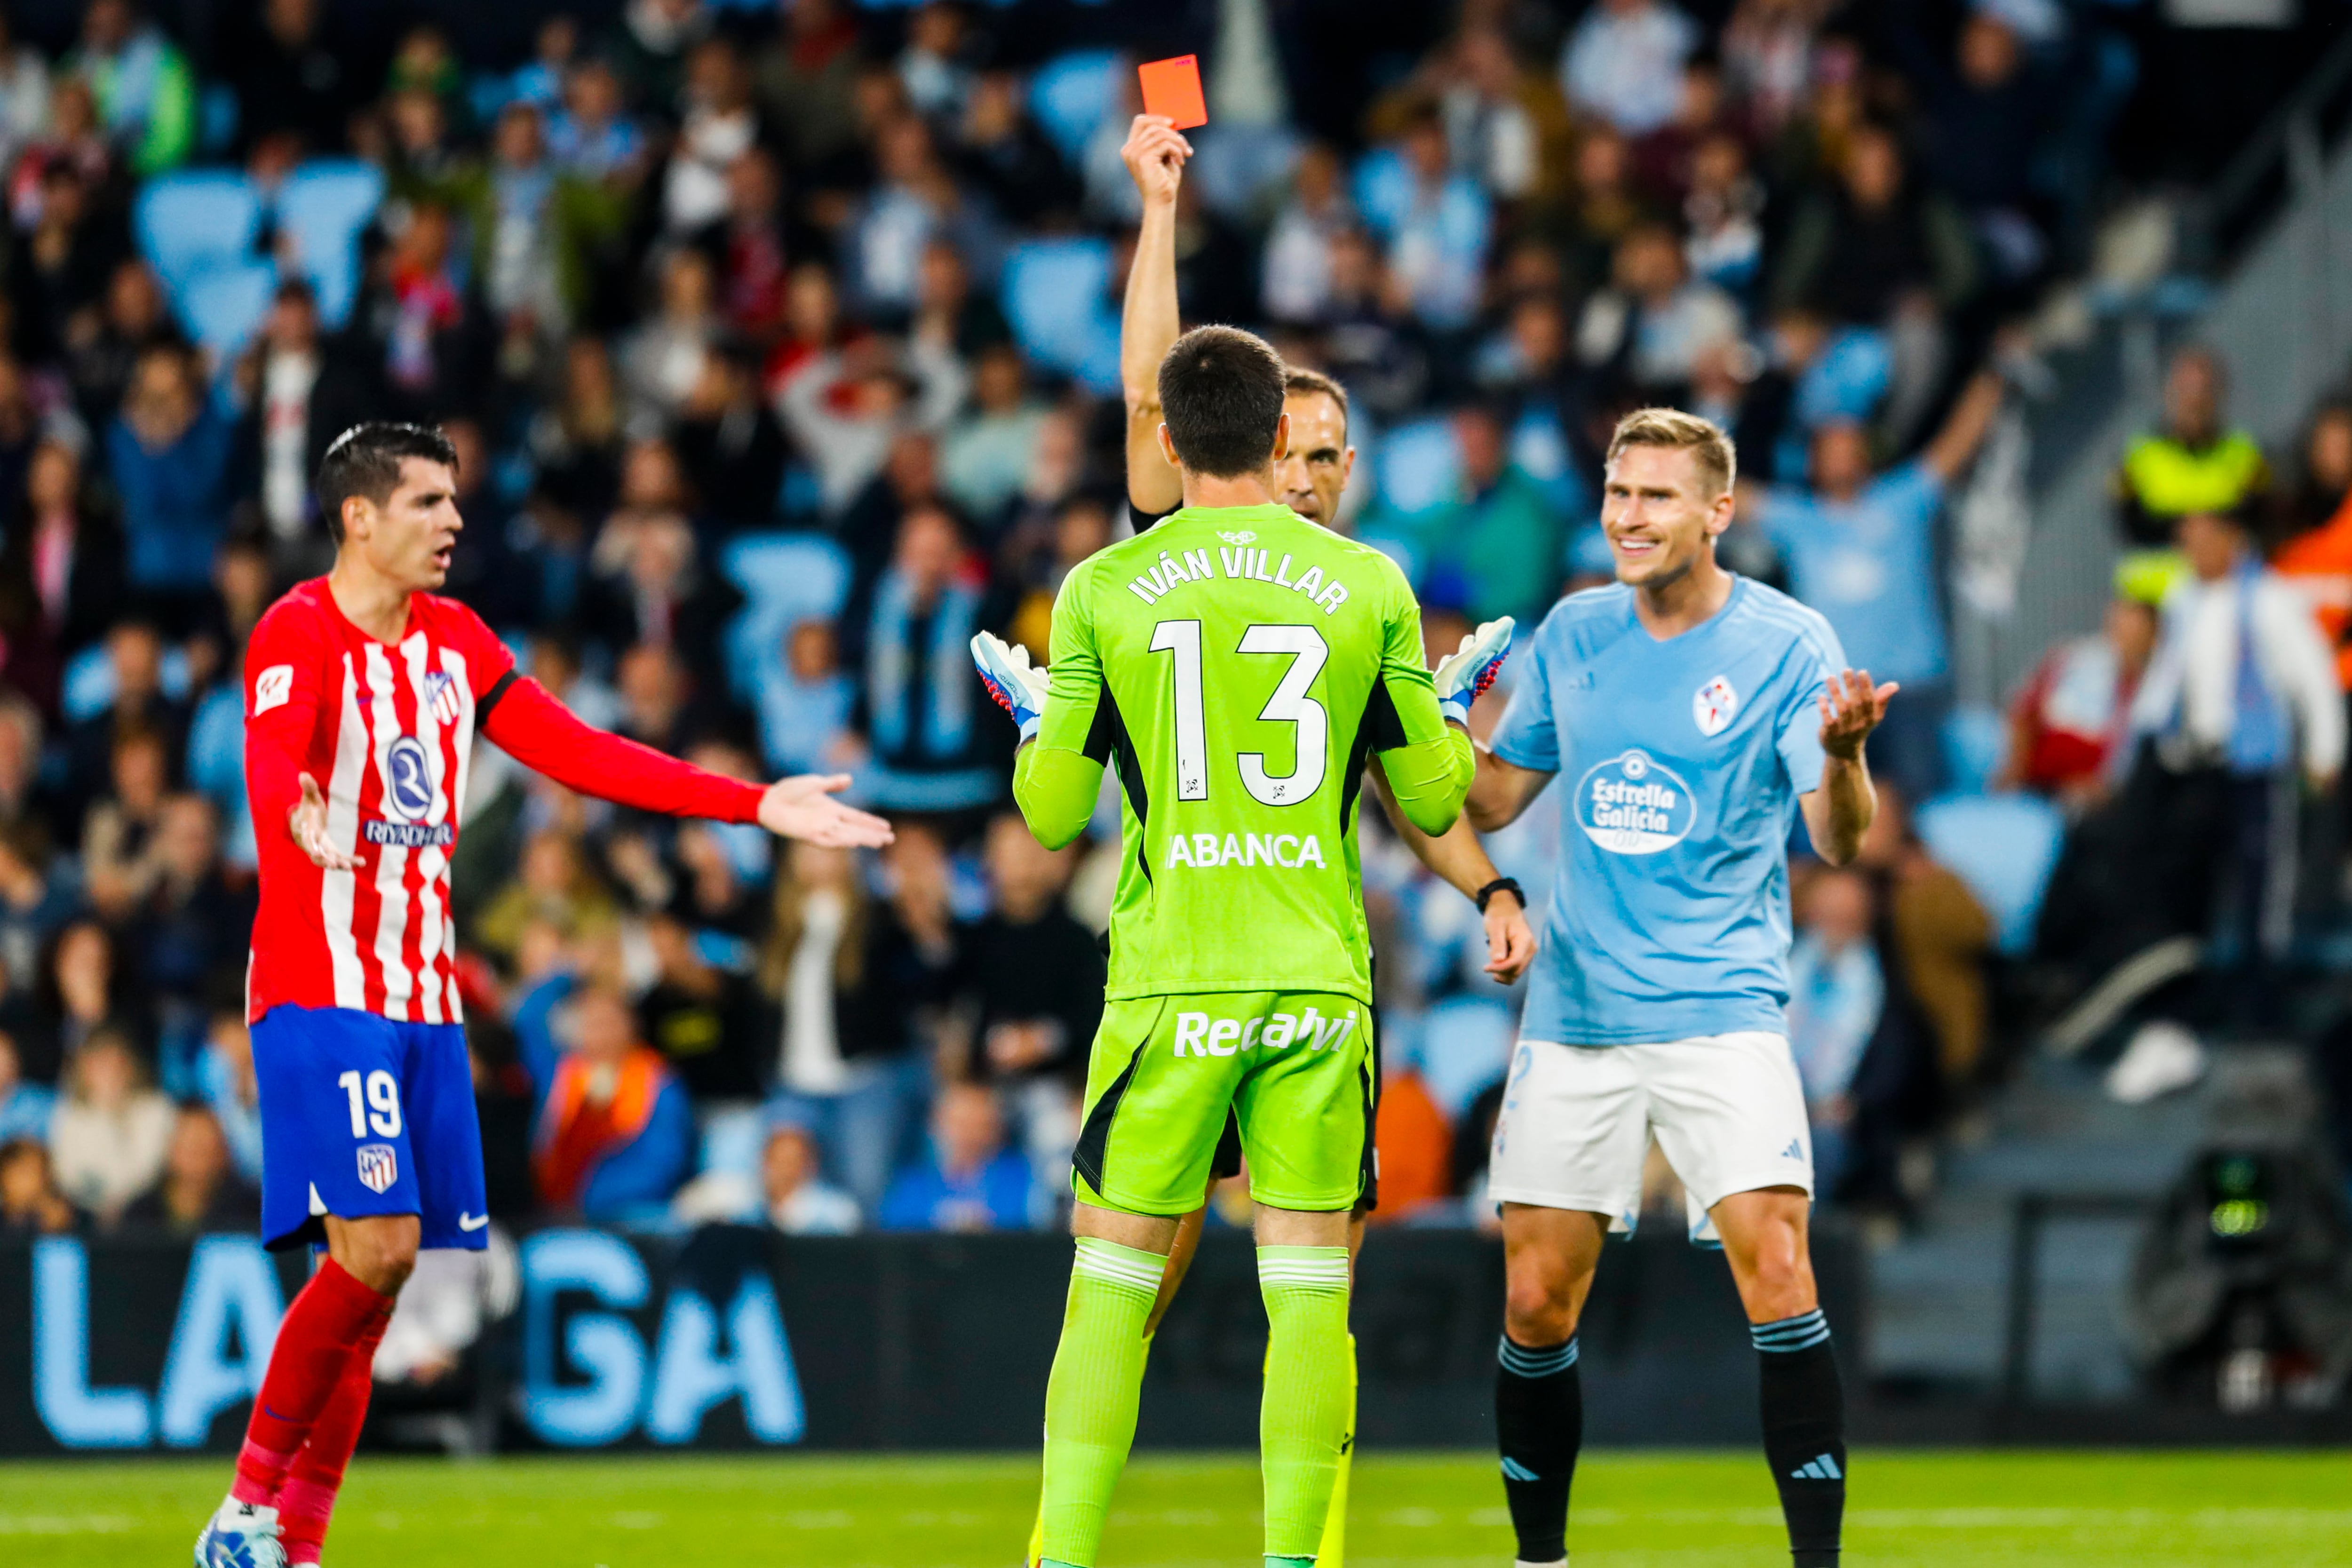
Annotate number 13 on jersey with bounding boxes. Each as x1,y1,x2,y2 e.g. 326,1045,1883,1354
1150,620,1330,806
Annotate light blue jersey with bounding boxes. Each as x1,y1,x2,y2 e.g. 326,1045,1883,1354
1488,577,1844,1045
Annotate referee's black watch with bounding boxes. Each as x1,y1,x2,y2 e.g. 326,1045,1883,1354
1475,877,1525,914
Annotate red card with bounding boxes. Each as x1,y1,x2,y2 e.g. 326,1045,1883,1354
1137,55,1208,130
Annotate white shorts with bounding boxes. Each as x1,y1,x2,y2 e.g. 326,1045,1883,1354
1486,1032,1813,1244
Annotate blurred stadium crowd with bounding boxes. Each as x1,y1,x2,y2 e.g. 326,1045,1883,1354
0,0,2346,1263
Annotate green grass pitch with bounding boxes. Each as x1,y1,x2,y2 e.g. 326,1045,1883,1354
4,1450,2349,1566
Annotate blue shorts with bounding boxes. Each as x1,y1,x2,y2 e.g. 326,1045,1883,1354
252,1004,488,1252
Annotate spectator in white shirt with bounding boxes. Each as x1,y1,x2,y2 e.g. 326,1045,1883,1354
2130,509,2343,796
620,247,718,433
0,14,50,173
232,280,376,569
48,1027,172,1225
663,37,759,234
1435,28,1542,199
1261,143,1353,326
775,335,966,516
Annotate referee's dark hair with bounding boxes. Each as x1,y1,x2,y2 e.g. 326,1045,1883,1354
316,422,460,544
1284,366,1351,435
1159,326,1287,478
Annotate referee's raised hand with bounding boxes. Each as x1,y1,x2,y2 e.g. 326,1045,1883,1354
1121,113,1192,207
1818,669,1898,760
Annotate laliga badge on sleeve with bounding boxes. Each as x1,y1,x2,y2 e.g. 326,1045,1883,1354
1137,55,1208,130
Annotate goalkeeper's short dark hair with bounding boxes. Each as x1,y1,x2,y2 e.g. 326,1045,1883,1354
316,422,460,543
1158,326,1287,478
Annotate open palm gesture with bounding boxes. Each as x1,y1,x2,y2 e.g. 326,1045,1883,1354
1818,669,1897,761
288,773,356,870
757,774,895,848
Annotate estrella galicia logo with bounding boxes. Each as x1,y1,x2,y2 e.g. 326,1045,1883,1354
1574,748,1695,855
384,735,436,822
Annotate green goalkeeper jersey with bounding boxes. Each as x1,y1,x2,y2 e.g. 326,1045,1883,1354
1013,501,1473,1006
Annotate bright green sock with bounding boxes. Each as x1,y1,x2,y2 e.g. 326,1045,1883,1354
1032,1330,1158,1568
1038,1238,1163,1568
1258,1245,1354,1563
1314,1332,1357,1568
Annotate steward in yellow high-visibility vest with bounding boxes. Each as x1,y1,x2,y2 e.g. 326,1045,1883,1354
2112,348,2270,604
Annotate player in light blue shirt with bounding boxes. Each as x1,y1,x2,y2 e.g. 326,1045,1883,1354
1463,407,1893,1568
1483,571,1845,1045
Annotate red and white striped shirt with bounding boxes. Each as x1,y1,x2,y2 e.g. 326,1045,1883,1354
245,580,765,1024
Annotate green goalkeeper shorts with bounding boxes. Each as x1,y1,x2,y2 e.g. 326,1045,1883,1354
1071,992,1375,1216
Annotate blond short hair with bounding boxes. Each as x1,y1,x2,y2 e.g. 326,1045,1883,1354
1606,407,1736,498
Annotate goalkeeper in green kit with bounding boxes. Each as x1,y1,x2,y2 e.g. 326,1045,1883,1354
970,324,1511,1568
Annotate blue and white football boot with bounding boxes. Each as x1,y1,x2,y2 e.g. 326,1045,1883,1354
194,1499,288,1568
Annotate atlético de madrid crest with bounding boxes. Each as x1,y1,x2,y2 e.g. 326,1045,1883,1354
357,1143,398,1194
1693,676,1739,737
425,670,462,724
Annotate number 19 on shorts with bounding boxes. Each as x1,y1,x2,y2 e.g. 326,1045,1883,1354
336,1069,403,1139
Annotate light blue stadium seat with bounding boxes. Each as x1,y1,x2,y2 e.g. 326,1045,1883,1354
1375,415,1463,519
1942,702,2010,796
277,160,385,326
60,645,111,724
1914,790,2066,955
63,643,195,724
185,685,243,800
1000,238,1120,392
175,259,279,358
1350,146,1414,239
697,1104,766,1180
719,532,853,705
135,170,261,289
186,685,259,870
1187,124,1301,219
1028,49,1120,165
1410,997,1518,1121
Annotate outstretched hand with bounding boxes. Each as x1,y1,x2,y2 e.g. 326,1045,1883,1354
757,774,895,849
1818,669,1898,761
288,772,356,870
1120,113,1191,207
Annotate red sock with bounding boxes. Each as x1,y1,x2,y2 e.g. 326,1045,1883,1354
278,1299,393,1567
232,1260,393,1507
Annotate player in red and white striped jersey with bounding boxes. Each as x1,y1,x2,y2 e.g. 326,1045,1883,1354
241,577,803,1024
198,423,892,1568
